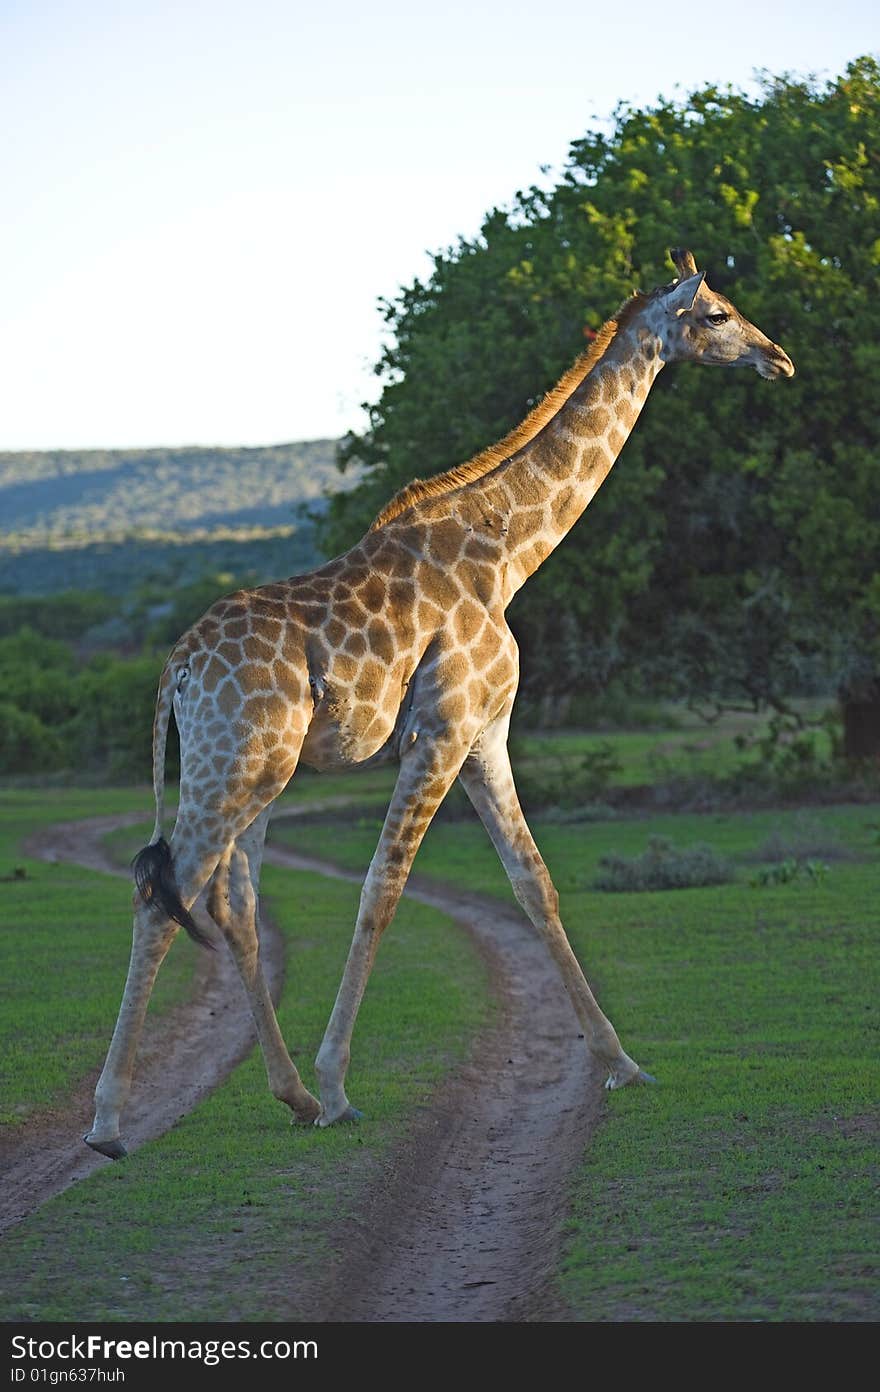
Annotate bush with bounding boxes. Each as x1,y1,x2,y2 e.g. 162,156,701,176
730,710,842,795
64,654,164,779
594,835,734,892
0,702,64,774
750,859,830,888
0,629,79,727
514,740,623,809
754,813,852,864
0,592,114,641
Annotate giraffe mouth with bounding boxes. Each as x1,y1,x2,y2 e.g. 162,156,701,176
755,345,795,380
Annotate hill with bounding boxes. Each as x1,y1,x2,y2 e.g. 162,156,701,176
0,440,354,594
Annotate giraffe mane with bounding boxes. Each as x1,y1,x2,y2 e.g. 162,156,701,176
369,292,647,531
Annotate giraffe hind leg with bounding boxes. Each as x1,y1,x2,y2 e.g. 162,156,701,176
131,835,215,948
84,894,180,1156
85,804,275,1155
205,814,320,1124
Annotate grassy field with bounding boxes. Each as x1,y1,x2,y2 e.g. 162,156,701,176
2,744,877,1321
281,702,845,820
272,795,879,1322
0,796,488,1321
0,789,198,1125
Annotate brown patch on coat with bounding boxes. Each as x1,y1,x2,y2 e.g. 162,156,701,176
272,660,302,699
244,635,276,663
238,663,273,695
218,640,243,666
201,656,228,694
251,617,283,644
367,621,396,663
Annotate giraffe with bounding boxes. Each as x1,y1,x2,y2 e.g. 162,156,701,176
84,249,794,1157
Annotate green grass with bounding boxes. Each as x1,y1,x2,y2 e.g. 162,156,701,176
0,788,198,1125
271,799,879,894
274,797,879,1321
219,702,845,828
559,852,878,1321
511,703,834,788
3,775,877,1321
0,792,489,1322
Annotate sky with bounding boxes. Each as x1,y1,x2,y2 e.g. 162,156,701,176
1,0,876,452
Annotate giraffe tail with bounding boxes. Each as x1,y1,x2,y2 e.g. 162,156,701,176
131,660,215,950
131,839,214,948
148,663,175,848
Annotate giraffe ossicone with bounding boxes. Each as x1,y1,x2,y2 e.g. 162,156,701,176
84,250,794,1154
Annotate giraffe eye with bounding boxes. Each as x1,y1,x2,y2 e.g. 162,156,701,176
706,311,729,326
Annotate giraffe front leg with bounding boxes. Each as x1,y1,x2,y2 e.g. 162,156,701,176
314,867,392,1125
510,869,652,1090
459,712,655,1092
84,899,178,1158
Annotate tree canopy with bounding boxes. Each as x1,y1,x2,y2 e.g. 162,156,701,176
322,58,880,744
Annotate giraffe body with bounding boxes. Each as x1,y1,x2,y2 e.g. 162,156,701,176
85,251,794,1153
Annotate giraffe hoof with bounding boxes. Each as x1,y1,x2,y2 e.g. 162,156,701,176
83,1134,128,1160
290,1097,323,1126
314,1104,363,1128
604,1063,656,1090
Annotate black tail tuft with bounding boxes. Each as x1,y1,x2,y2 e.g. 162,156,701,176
132,838,215,950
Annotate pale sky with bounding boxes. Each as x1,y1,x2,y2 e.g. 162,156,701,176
1,0,876,451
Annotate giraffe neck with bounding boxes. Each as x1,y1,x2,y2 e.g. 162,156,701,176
480,318,664,598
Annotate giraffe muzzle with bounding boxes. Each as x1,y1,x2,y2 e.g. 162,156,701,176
756,342,795,380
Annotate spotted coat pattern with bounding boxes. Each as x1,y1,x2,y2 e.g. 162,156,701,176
85,254,794,1150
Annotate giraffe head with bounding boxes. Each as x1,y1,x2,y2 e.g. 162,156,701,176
653,248,794,380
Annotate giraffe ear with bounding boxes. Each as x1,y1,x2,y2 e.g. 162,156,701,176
664,270,705,315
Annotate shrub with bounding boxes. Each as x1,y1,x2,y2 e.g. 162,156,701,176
515,740,623,809
754,813,851,864
594,835,734,892
750,859,830,888
64,654,164,779
0,702,64,774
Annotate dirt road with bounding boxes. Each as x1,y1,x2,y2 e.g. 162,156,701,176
5,811,603,1320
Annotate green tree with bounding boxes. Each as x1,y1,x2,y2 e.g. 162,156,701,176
66,654,164,779
0,702,64,774
0,629,80,728
324,58,880,755
0,592,114,641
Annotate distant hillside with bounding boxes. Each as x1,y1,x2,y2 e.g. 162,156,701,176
0,440,344,541
0,440,358,594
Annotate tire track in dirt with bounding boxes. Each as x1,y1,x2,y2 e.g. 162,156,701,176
266,822,601,1323
6,811,604,1321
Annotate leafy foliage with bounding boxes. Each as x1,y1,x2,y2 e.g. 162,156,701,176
0,592,115,639
749,858,830,888
0,629,163,779
323,59,880,723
